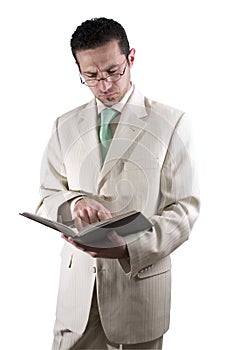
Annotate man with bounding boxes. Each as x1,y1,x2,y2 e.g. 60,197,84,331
37,17,200,349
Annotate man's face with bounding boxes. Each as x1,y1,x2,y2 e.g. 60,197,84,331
75,40,135,107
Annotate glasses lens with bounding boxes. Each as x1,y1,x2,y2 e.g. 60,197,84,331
85,75,120,86
84,80,97,87
107,74,121,82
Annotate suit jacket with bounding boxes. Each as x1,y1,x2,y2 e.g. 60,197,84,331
37,87,200,344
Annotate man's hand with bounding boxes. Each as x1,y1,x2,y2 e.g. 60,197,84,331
66,197,129,259
73,197,112,230
62,231,129,259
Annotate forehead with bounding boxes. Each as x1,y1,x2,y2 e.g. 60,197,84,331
75,40,124,72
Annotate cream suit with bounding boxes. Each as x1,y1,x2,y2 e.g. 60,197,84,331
37,87,200,345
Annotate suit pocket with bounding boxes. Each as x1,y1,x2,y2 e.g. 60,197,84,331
60,243,75,268
123,158,161,189
123,158,161,171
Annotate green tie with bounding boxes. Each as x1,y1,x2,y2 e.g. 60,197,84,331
99,108,119,161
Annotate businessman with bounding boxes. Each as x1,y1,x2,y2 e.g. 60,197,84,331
37,17,200,349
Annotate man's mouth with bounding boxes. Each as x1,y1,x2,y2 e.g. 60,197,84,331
101,92,117,98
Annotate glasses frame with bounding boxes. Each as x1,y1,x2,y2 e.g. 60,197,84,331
79,59,128,87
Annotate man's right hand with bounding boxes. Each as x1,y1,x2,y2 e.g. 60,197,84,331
66,198,129,259
73,198,112,230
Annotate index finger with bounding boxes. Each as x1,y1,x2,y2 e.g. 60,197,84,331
97,210,112,221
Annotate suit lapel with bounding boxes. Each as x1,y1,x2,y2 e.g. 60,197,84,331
78,99,102,176
99,89,148,182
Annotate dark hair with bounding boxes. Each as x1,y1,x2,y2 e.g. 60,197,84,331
70,17,130,61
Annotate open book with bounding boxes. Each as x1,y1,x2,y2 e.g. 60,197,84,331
19,211,152,248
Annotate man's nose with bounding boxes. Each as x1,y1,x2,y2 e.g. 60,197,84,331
98,78,112,91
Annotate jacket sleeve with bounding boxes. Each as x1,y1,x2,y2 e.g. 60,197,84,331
121,114,200,278
36,117,88,222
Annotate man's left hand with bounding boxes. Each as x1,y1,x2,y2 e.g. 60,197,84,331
62,231,129,259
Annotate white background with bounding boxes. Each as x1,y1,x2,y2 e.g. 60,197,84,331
1,0,232,349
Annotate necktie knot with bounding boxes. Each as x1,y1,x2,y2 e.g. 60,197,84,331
99,108,118,161
100,108,118,126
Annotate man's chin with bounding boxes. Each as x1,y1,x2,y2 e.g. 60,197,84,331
102,98,118,107
99,93,119,106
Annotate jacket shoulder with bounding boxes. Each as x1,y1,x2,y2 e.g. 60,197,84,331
57,102,90,125
145,97,185,127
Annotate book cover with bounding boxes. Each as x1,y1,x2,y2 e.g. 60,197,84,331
19,211,152,248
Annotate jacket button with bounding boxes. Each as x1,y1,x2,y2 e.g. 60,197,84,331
93,267,96,273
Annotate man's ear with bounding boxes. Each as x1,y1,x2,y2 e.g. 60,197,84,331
128,48,136,66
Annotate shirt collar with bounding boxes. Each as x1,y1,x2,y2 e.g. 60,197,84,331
96,83,134,115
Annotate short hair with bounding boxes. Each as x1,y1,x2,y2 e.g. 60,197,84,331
70,17,130,61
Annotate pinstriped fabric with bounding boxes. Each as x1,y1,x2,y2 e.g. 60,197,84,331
97,261,171,343
52,289,106,349
52,316,163,349
38,88,200,346
52,290,120,350
52,312,163,349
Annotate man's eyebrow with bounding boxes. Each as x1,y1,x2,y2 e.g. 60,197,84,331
82,70,98,75
104,63,120,71
82,63,120,75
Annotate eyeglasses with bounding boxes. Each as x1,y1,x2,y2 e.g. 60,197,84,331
80,60,128,87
